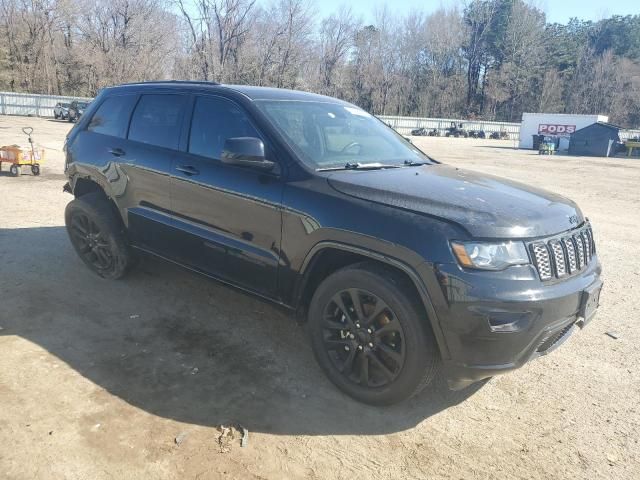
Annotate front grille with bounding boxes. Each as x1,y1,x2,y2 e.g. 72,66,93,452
530,225,596,281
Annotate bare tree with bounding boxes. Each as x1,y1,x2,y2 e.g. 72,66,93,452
175,0,256,82
316,6,357,96
1,0,639,127
251,0,313,88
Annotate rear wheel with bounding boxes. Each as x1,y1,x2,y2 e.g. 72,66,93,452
65,192,135,279
308,263,440,405
9,164,21,176
31,164,40,176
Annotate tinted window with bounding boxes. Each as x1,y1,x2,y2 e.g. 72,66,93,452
87,95,137,138
129,94,187,150
189,96,261,159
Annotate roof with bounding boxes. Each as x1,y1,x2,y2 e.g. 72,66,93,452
522,112,608,119
107,81,349,104
574,121,622,133
222,85,349,103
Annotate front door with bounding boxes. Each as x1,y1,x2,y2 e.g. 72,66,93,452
170,95,283,297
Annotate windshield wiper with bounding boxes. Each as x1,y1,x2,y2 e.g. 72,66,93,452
403,160,429,166
317,162,402,172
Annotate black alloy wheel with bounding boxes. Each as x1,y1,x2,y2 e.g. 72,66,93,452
322,288,405,388
308,262,440,405
68,212,115,272
65,192,135,279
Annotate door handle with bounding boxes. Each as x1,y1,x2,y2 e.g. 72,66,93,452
109,148,125,157
175,165,200,176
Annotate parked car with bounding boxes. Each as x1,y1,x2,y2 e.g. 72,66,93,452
63,81,602,405
53,102,70,120
68,100,90,122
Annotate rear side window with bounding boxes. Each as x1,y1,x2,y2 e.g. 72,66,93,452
129,94,187,150
189,96,262,160
87,95,137,138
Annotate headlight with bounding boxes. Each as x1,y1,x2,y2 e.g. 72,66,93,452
451,241,529,271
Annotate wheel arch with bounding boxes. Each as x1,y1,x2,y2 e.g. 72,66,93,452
72,176,105,198
295,241,450,360
70,176,124,225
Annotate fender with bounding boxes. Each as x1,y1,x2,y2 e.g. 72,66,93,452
296,241,451,360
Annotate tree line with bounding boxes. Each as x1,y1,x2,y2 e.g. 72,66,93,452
1,0,639,127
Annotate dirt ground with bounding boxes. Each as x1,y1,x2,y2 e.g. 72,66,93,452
0,115,638,480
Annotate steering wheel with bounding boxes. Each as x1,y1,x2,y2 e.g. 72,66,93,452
341,142,361,154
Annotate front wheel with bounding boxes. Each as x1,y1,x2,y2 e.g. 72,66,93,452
65,192,135,279
308,263,440,405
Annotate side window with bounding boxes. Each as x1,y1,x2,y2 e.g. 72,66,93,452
189,96,262,160
129,94,187,150
87,95,137,138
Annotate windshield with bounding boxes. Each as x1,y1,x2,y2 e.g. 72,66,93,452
77,102,89,109
255,100,432,170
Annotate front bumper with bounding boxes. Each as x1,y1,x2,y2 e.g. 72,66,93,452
433,257,602,390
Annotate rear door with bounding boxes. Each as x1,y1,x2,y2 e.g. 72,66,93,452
121,93,189,256
170,94,284,297
78,92,138,205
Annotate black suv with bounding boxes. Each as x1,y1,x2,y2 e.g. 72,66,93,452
63,81,602,405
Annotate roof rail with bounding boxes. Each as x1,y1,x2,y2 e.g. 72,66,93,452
118,80,221,87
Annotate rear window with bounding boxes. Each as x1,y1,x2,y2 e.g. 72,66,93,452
128,94,187,150
87,95,137,138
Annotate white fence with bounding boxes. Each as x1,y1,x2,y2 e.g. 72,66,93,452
2,91,639,143
0,91,92,117
378,114,521,139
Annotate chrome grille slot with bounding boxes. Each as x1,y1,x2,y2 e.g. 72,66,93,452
574,233,585,268
582,230,591,260
549,240,567,277
564,237,577,273
529,224,596,281
531,243,552,280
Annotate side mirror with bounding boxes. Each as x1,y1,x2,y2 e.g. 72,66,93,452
221,137,275,171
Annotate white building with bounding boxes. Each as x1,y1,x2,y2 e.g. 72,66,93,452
519,113,609,151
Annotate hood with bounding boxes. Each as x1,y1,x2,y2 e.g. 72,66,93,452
327,164,583,238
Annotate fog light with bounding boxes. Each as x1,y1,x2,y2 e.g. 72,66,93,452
469,307,534,333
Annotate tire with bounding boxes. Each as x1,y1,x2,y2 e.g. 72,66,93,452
31,164,40,176
308,262,440,405
9,164,21,176
54,112,59,119
65,192,135,280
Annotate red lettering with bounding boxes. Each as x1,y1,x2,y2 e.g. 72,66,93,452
537,124,577,136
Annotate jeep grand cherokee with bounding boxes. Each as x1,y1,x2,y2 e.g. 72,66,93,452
63,81,602,405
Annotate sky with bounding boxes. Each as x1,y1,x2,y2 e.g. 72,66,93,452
314,0,639,24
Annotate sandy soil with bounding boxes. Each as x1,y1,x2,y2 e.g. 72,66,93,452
0,116,638,479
